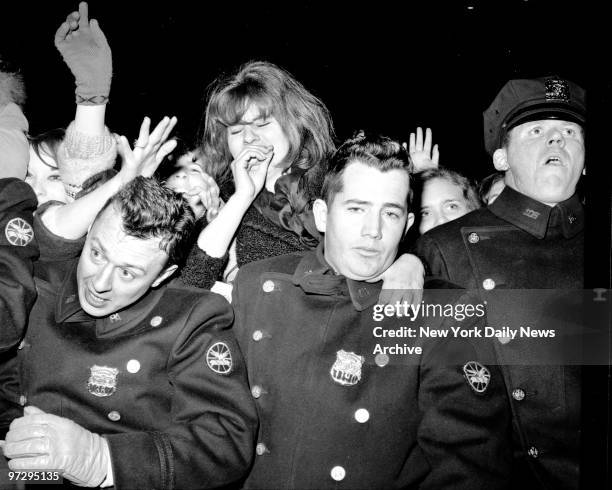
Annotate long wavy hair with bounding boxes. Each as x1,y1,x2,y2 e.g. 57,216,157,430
202,61,335,196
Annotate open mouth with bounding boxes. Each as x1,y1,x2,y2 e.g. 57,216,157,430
85,288,108,307
543,155,564,166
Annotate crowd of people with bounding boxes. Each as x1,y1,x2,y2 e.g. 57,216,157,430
0,2,596,489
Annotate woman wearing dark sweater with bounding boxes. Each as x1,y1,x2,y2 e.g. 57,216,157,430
179,61,424,294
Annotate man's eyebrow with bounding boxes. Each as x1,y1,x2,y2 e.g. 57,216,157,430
342,199,371,206
90,237,146,273
343,199,406,210
383,202,406,211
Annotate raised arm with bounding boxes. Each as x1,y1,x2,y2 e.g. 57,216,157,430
407,127,439,173
40,116,177,241
54,2,116,198
196,144,273,258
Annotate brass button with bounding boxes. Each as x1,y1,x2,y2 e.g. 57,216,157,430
482,278,496,290
468,232,480,244
256,443,268,456
19,395,27,406
375,353,389,367
252,330,263,342
354,408,370,423
330,466,346,481
512,388,525,401
107,411,121,422
262,280,275,293
251,385,262,399
127,359,141,373
150,316,163,327
528,446,539,458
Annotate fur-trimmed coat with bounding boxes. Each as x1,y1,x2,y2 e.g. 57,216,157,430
0,63,28,179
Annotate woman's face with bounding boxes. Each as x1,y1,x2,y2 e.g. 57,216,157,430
26,145,68,205
419,177,473,234
226,104,290,169
165,153,210,219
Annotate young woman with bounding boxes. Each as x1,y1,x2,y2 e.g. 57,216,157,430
180,61,425,296
416,167,481,234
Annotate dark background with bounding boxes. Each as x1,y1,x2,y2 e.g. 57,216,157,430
1,0,607,181
2,0,611,486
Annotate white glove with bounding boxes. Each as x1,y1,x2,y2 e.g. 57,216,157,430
2,406,109,487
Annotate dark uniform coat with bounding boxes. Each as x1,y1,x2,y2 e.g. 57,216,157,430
1,259,258,490
414,186,583,490
232,246,511,490
0,178,38,352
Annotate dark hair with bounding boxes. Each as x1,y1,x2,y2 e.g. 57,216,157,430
478,171,505,205
98,176,195,266
202,61,335,190
417,167,481,210
156,137,210,183
321,131,412,207
28,129,66,168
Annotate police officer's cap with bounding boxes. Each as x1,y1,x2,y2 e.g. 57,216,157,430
483,76,586,155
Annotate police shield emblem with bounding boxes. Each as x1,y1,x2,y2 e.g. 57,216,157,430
545,78,570,101
206,342,233,375
88,365,119,397
330,350,364,386
5,218,33,246
463,361,491,394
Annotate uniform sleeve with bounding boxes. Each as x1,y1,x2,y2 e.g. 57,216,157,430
179,243,228,290
0,178,39,351
413,233,451,281
104,293,258,490
417,315,512,490
57,120,117,199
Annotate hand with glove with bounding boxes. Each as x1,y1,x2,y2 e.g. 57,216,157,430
55,2,112,105
2,406,111,487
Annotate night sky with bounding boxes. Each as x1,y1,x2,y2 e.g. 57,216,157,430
1,0,606,182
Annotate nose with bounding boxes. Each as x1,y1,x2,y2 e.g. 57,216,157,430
26,178,45,198
435,213,450,228
361,210,382,239
546,127,565,147
91,264,113,293
172,169,187,180
243,125,259,144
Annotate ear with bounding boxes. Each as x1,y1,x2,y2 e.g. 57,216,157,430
404,212,415,236
582,166,586,176
152,264,178,288
493,148,509,171
313,199,328,233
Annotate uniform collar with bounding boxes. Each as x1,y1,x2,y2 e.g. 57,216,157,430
55,261,166,338
488,186,584,239
292,244,381,311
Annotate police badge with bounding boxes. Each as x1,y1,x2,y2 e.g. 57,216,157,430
545,77,570,102
88,365,119,397
330,350,364,386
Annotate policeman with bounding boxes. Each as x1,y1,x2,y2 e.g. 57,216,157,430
232,133,510,489
415,76,586,490
1,58,38,354
1,177,258,489
0,178,38,352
